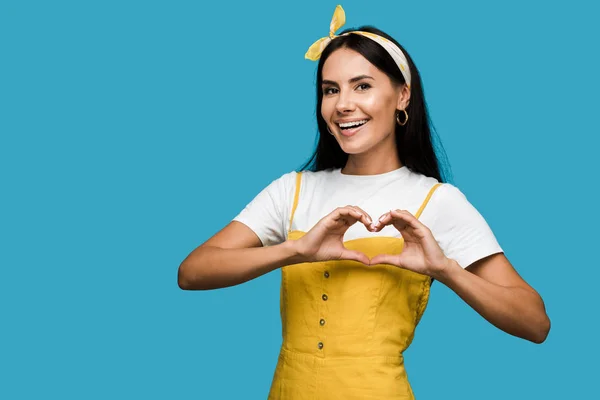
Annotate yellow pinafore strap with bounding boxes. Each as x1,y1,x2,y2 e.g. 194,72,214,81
415,183,443,219
288,172,303,233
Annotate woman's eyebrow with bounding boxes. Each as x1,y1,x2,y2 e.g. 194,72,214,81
322,75,375,86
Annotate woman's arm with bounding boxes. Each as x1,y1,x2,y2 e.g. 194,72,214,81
178,221,304,290
436,253,551,344
370,209,551,344
178,206,374,291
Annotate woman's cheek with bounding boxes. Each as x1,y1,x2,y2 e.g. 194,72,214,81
359,93,379,113
320,100,334,120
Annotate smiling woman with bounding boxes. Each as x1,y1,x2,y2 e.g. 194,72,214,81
177,4,550,399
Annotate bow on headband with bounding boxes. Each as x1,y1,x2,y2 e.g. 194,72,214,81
305,5,346,61
304,5,412,89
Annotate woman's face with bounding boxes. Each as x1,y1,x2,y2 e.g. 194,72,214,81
321,47,409,156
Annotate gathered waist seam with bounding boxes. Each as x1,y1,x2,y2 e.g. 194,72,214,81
279,346,404,365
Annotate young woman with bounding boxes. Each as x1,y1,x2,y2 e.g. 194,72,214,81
178,5,550,399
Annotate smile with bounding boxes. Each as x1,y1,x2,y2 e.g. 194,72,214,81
336,119,369,137
337,119,369,130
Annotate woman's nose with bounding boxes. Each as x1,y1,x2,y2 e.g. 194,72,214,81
335,91,356,113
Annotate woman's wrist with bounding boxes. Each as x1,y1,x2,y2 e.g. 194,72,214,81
280,239,311,265
431,258,463,283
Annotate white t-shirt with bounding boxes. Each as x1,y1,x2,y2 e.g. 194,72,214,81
233,166,503,269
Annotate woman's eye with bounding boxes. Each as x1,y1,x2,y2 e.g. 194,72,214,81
323,87,338,95
357,83,371,91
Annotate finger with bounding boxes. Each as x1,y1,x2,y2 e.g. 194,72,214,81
349,205,373,224
371,211,392,231
370,253,401,267
389,210,430,236
388,210,412,232
346,205,374,229
341,249,371,265
390,209,418,226
375,210,416,230
332,207,364,225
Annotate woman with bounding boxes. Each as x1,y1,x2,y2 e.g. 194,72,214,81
178,5,550,399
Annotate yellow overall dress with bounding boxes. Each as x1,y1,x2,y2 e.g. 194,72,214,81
268,172,442,399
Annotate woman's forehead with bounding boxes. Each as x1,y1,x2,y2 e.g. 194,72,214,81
322,48,380,81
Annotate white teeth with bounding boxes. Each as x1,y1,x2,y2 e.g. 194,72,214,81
338,119,368,128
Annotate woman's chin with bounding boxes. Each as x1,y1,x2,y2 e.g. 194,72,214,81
339,142,370,155
337,130,396,157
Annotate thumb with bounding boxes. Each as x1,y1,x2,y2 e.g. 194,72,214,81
340,250,371,265
370,254,400,267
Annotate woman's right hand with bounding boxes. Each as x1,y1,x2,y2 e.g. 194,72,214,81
291,206,375,265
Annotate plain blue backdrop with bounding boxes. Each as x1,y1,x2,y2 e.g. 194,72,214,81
1,0,599,398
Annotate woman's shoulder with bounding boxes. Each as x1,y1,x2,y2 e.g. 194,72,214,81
291,168,340,187
404,169,463,198
416,177,485,224
264,169,337,200
396,171,475,216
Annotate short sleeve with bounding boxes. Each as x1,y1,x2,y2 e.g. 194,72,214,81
232,171,297,247
422,184,504,269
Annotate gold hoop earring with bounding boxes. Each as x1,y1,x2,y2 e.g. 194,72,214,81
396,109,408,126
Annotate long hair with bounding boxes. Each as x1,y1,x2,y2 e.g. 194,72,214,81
300,26,452,183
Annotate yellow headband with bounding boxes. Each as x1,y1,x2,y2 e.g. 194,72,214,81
305,5,411,89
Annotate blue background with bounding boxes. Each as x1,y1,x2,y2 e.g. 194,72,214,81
1,0,598,398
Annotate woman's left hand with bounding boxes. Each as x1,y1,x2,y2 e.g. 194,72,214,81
370,209,451,279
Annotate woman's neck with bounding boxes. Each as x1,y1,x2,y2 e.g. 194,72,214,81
342,145,402,176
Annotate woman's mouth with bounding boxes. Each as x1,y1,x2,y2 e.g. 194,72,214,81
336,119,369,137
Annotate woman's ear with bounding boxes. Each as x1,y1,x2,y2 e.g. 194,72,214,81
396,84,411,110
